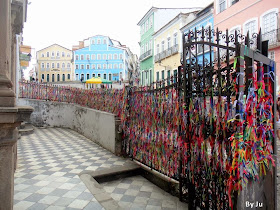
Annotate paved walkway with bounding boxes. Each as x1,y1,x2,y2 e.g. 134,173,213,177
14,127,188,210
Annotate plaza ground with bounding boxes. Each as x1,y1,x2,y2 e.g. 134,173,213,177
14,127,188,210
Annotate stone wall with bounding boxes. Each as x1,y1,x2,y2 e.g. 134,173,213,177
18,98,122,155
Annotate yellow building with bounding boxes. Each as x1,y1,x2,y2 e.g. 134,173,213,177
153,12,197,84
37,44,73,82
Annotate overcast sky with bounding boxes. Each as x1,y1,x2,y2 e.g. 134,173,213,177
23,0,213,64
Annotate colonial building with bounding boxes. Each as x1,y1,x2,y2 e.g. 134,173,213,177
37,44,73,82
137,7,202,86
0,0,33,209
214,0,280,89
181,3,214,66
73,35,132,82
153,12,198,84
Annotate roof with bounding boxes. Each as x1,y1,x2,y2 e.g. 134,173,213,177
37,44,72,52
137,7,202,26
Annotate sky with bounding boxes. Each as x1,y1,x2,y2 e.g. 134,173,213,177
23,0,213,70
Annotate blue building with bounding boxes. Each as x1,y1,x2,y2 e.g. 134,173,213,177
180,3,214,66
73,35,129,82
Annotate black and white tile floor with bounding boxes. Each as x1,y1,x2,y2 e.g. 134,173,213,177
14,127,188,210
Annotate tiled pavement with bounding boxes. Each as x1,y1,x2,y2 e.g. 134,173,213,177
14,127,188,210
101,176,188,210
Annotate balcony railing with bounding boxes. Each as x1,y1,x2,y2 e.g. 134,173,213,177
139,50,152,61
262,28,280,47
155,44,179,63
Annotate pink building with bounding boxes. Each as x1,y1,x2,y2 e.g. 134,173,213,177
214,0,280,88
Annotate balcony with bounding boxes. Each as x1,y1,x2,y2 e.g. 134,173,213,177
155,44,179,63
262,28,280,48
139,50,152,61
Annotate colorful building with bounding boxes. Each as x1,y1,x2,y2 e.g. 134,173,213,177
73,35,132,82
153,12,198,84
214,0,280,89
181,3,214,66
138,7,202,86
37,44,73,82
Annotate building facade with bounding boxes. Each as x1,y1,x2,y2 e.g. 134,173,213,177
181,3,214,66
73,35,129,82
214,0,280,89
138,7,202,86
37,44,73,82
153,12,197,84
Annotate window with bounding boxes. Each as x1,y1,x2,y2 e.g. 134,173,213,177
156,44,160,54
167,70,171,85
76,64,79,69
167,37,171,49
47,74,49,82
81,74,84,80
57,74,60,82
62,63,65,68
119,54,123,59
103,39,107,44
52,74,54,82
97,64,101,69
76,74,79,80
62,52,65,57
52,63,55,68
51,51,55,57
97,39,101,44
81,64,84,69
67,63,70,68
262,10,277,45
67,74,70,80
149,40,152,51
92,54,96,60
109,74,112,81
75,55,79,60
41,63,45,68
103,54,107,60
119,64,123,69
150,17,153,28
87,74,90,80
67,53,70,57
97,54,101,60
103,74,107,79
98,73,101,77
56,51,60,57
268,51,275,60
156,72,159,81
146,20,149,31
42,53,45,57
86,64,90,69
92,40,95,44
244,20,257,35
41,74,44,80
81,55,84,60
109,64,112,69
173,33,178,45
57,63,60,68
103,64,107,69
47,52,49,57
161,41,165,52
92,64,95,69
114,64,118,69
47,63,50,68
108,54,112,59
92,73,95,77
62,74,65,81
219,0,226,13
231,0,239,6
114,54,118,59
161,70,164,80
86,54,90,60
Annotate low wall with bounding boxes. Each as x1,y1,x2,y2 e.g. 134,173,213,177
17,98,122,155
